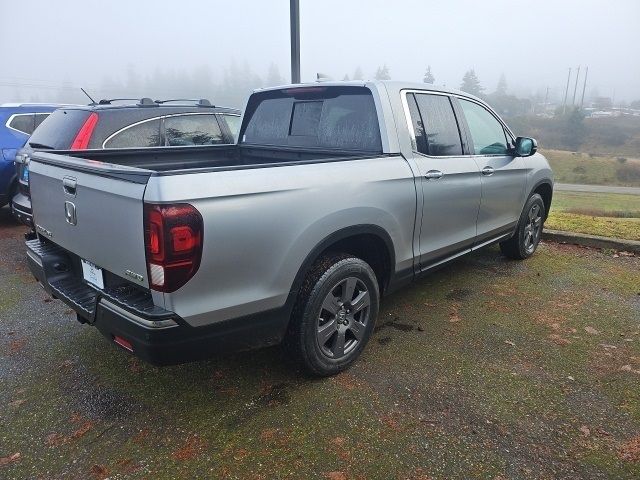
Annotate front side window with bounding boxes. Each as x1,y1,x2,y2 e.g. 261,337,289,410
458,99,509,155
164,114,225,146
8,114,35,135
104,119,162,148
405,93,463,156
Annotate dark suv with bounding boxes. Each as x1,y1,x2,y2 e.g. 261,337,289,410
12,98,240,226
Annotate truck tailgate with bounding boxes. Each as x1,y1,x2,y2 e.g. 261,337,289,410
29,152,153,289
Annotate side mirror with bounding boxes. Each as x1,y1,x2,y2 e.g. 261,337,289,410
514,137,537,157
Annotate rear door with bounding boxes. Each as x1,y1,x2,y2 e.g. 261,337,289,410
455,98,527,244
29,152,153,288
403,92,481,268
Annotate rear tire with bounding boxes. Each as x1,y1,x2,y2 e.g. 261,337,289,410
500,193,545,260
286,253,379,376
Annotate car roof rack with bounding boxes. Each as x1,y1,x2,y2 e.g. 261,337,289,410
97,98,140,105
154,99,214,107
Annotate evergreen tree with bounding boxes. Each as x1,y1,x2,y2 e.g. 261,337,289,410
352,66,364,80
342,74,350,81
423,66,435,84
460,69,483,96
266,63,285,86
374,65,391,80
495,74,507,96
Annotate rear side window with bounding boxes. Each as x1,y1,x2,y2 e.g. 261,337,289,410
28,109,92,149
7,114,35,135
220,114,241,141
34,113,49,129
164,114,224,146
406,93,463,156
104,119,162,148
242,86,382,152
458,99,508,155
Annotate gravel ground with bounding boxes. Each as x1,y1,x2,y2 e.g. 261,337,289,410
1,205,639,479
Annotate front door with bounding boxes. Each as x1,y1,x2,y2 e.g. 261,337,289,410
404,92,482,268
456,98,528,245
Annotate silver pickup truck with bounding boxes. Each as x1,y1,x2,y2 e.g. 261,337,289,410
26,81,553,376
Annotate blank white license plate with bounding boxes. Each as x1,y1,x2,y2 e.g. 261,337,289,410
81,259,104,289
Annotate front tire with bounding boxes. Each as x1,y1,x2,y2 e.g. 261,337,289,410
500,193,545,260
286,253,380,376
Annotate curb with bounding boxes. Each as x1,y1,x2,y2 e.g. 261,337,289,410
543,229,640,254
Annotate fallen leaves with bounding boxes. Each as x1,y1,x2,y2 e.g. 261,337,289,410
579,425,591,437
618,436,640,463
89,464,109,479
325,471,347,480
8,338,26,355
584,326,601,335
8,399,26,407
504,340,516,347
172,435,206,461
45,416,94,447
449,303,461,323
0,452,20,466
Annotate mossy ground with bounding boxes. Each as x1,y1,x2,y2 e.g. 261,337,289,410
1,209,639,479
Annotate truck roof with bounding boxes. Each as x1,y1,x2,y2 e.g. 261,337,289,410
253,80,484,104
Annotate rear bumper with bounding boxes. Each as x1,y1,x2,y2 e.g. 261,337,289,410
26,238,289,365
11,192,33,227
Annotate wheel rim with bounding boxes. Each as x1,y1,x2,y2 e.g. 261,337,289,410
316,276,370,359
523,203,542,254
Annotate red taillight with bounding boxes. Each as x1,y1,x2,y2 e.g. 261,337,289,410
70,112,98,150
144,203,203,293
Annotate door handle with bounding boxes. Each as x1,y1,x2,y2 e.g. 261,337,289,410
481,166,495,176
425,170,443,180
62,176,77,196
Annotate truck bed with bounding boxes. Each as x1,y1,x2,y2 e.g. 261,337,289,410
34,144,375,174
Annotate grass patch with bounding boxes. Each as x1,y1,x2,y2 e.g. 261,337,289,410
543,149,640,187
547,191,640,240
552,191,640,219
546,211,640,240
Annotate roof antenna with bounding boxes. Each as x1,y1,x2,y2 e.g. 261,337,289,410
80,87,96,104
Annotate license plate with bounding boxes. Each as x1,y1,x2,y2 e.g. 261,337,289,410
81,259,104,289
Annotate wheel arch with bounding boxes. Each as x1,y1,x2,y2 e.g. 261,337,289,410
529,180,553,220
287,224,396,308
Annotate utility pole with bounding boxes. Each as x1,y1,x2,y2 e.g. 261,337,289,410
580,66,588,108
571,65,580,106
562,67,571,114
290,0,301,83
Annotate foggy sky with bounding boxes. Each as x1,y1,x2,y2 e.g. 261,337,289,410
1,0,639,104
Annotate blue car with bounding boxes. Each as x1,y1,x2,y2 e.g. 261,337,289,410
0,103,70,209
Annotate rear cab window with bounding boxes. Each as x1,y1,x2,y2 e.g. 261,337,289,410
241,86,382,152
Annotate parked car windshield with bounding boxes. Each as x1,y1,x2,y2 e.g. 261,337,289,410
241,86,382,152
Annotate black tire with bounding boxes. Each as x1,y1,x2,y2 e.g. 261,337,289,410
500,193,545,260
286,253,380,376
